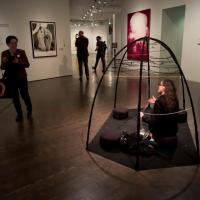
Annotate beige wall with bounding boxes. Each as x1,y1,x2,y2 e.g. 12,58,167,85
0,0,72,81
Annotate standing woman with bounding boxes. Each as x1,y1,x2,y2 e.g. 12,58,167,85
1,35,32,121
140,79,179,145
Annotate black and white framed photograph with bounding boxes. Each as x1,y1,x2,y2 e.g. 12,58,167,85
30,21,57,58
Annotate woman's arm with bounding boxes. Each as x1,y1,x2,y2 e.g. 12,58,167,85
142,97,163,124
15,50,30,68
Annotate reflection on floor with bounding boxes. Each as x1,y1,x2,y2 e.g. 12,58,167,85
0,55,200,199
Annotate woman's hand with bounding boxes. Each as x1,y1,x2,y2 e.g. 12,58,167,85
140,112,144,118
148,95,156,104
12,57,19,64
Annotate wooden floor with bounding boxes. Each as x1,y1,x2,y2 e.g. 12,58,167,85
0,57,200,199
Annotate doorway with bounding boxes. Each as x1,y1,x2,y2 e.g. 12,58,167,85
161,5,186,64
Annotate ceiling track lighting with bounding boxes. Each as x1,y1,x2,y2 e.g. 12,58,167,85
80,0,112,21
71,19,109,28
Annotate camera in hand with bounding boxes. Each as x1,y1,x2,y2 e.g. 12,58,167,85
9,56,15,62
9,52,15,62
75,34,79,39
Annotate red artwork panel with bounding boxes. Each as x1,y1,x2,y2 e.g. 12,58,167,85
127,9,151,61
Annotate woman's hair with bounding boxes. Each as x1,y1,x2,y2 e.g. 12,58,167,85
162,79,179,111
6,35,18,44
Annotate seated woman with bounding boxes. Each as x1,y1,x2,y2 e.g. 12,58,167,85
140,79,179,146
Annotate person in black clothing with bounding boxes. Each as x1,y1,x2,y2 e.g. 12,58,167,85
1,35,32,122
92,36,107,73
75,31,89,80
140,79,179,145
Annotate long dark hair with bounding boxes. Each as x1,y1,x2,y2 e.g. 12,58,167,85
162,79,179,111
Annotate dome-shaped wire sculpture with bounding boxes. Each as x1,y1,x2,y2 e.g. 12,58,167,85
86,36,200,170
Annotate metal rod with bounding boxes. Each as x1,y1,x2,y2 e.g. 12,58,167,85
135,37,146,170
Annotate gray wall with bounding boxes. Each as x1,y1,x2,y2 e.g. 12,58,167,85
161,5,185,64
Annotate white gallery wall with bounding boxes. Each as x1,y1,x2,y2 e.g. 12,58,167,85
120,0,200,82
71,25,109,54
0,0,72,81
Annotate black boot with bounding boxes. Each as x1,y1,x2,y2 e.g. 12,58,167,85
27,111,32,119
16,113,23,122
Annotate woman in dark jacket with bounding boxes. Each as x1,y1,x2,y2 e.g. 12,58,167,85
140,79,179,144
1,35,32,121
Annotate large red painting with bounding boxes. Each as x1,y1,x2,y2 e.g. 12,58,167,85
127,9,151,61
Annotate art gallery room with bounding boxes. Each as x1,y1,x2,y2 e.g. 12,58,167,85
1,0,200,199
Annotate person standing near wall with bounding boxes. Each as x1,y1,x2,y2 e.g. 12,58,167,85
92,36,107,73
75,31,89,80
1,35,32,122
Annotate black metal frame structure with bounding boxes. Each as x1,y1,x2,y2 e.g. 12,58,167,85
86,36,199,170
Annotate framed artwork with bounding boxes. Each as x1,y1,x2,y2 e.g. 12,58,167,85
127,9,151,61
30,21,57,58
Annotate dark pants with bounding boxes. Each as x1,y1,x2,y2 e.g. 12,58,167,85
94,53,106,71
10,78,32,116
77,56,89,77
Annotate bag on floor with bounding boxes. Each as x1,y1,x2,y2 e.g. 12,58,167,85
120,131,158,156
0,75,12,99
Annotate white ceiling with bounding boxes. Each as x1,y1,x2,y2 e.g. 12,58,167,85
69,0,121,22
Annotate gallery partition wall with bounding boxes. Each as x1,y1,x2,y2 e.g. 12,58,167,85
161,5,186,64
